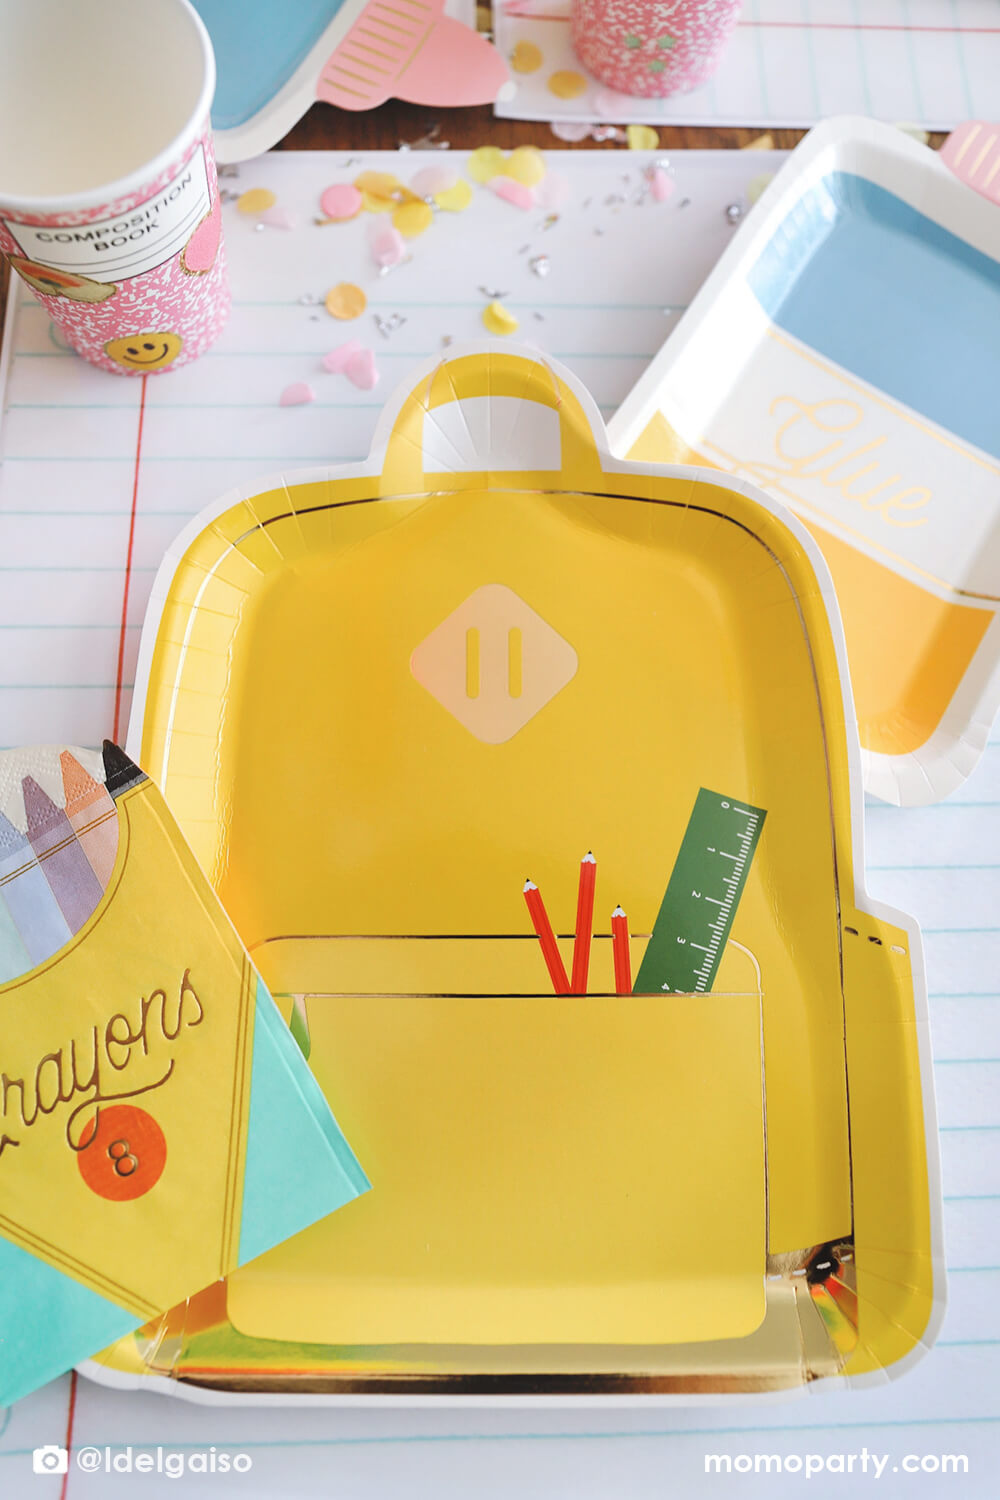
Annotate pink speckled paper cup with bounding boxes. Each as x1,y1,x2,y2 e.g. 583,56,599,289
571,0,742,98
0,0,228,376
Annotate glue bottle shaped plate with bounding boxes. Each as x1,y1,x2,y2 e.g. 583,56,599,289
610,116,1000,807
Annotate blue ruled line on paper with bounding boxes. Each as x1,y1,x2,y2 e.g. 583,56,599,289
2,143,1000,1465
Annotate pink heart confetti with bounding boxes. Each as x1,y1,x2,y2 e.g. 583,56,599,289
409,165,458,197
320,182,363,220
346,347,379,390
257,204,296,229
649,166,675,203
370,224,407,268
280,381,315,406
537,171,570,210
490,176,536,210
550,122,591,143
322,340,363,373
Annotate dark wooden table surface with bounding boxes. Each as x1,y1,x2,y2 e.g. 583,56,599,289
0,106,813,338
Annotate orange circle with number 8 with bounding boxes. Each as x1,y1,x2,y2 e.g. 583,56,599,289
76,1104,167,1201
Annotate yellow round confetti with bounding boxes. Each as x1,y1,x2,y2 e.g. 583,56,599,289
325,282,367,320
392,200,434,237
237,187,276,214
482,300,519,336
434,179,473,212
547,70,587,100
506,146,547,187
466,145,507,184
353,170,401,197
360,191,397,214
626,125,659,151
511,39,543,74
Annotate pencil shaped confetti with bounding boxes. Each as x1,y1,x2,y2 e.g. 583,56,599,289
523,878,570,994
611,904,632,995
23,775,103,934
0,810,72,965
61,751,119,888
571,851,596,994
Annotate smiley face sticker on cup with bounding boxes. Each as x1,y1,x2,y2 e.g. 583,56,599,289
77,1103,167,1201
104,332,183,373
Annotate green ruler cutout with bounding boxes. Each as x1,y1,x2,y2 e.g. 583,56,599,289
634,788,767,995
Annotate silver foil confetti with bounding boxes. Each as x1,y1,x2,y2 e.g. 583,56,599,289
374,312,407,339
478,285,509,299
726,202,744,224
529,255,550,278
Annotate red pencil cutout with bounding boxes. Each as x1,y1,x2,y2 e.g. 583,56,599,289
523,878,570,994
611,904,632,994
571,851,597,994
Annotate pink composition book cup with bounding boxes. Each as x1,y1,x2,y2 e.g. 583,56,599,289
571,0,742,98
0,0,228,376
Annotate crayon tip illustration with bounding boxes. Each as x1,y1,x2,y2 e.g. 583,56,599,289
0,808,73,966
0,807,27,860
60,750,102,807
102,741,148,798
22,774,64,840
582,851,596,864
23,774,103,934
61,750,119,889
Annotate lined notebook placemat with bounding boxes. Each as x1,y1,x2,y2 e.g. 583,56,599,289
0,148,998,1497
0,148,768,750
495,0,1000,129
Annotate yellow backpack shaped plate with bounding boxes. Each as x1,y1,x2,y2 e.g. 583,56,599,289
96,348,941,1398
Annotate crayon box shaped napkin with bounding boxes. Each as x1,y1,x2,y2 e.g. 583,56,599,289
0,743,368,1405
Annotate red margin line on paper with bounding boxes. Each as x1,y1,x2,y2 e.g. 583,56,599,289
112,373,148,744
58,1367,78,1500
